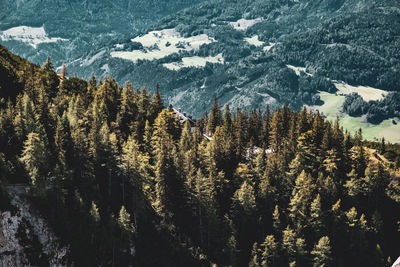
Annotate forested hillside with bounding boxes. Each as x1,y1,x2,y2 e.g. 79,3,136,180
63,0,400,119
3,0,400,141
0,45,399,266
0,0,204,67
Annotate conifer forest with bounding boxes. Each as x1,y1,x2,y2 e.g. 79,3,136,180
0,44,399,266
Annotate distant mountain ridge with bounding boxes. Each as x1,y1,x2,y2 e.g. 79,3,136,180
60,0,400,117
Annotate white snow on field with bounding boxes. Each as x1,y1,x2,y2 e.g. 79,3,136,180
163,53,224,70
287,65,313,76
263,42,276,51
0,26,67,48
333,81,388,102
229,18,263,31
257,93,277,104
245,35,264,47
81,50,106,67
101,64,110,73
111,28,216,63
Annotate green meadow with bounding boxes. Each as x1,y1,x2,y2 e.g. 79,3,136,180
313,92,400,143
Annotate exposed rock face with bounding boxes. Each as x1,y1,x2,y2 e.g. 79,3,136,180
0,211,26,266
0,185,68,266
393,257,400,267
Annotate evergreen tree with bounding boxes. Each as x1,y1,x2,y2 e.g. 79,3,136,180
43,56,54,71
90,201,101,223
310,194,323,234
150,84,164,121
20,132,48,194
289,170,316,231
261,235,278,267
207,97,222,134
117,82,137,136
272,205,281,233
282,226,297,264
311,236,332,267
118,205,134,233
249,242,260,267
260,105,270,148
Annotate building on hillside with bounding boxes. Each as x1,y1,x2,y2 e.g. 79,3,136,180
172,108,196,127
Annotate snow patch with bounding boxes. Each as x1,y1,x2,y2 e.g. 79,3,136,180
286,65,313,76
257,93,277,104
229,18,263,31
81,50,106,67
201,80,206,89
111,28,216,63
101,64,110,74
163,53,224,70
263,43,276,51
333,81,388,102
0,26,67,48
245,35,264,47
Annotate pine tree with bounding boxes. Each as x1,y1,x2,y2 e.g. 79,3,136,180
260,105,270,148
118,205,134,233
289,170,316,231
150,84,164,121
207,96,222,134
152,111,179,222
269,110,282,152
179,121,192,153
20,132,48,194
249,242,260,267
282,226,297,263
121,135,149,205
232,181,256,216
380,137,386,154
96,77,120,122
311,111,325,148
43,56,54,71
261,235,278,267
311,236,332,267
272,205,281,232
117,82,137,136
296,106,309,136
223,104,232,132
310,194,323,234
90,201,100,223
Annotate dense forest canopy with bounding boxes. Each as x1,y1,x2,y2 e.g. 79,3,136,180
0,46,399,266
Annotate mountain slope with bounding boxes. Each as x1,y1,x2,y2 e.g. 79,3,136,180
67,0,400,118
0,0,204,68
0,43,399,266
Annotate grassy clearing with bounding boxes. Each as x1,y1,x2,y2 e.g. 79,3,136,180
111,28,216,63
163,53,224,70
0,26,67,48
229,18,263,31
313,92,400,143
334,82,388,102
244,35,264,47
